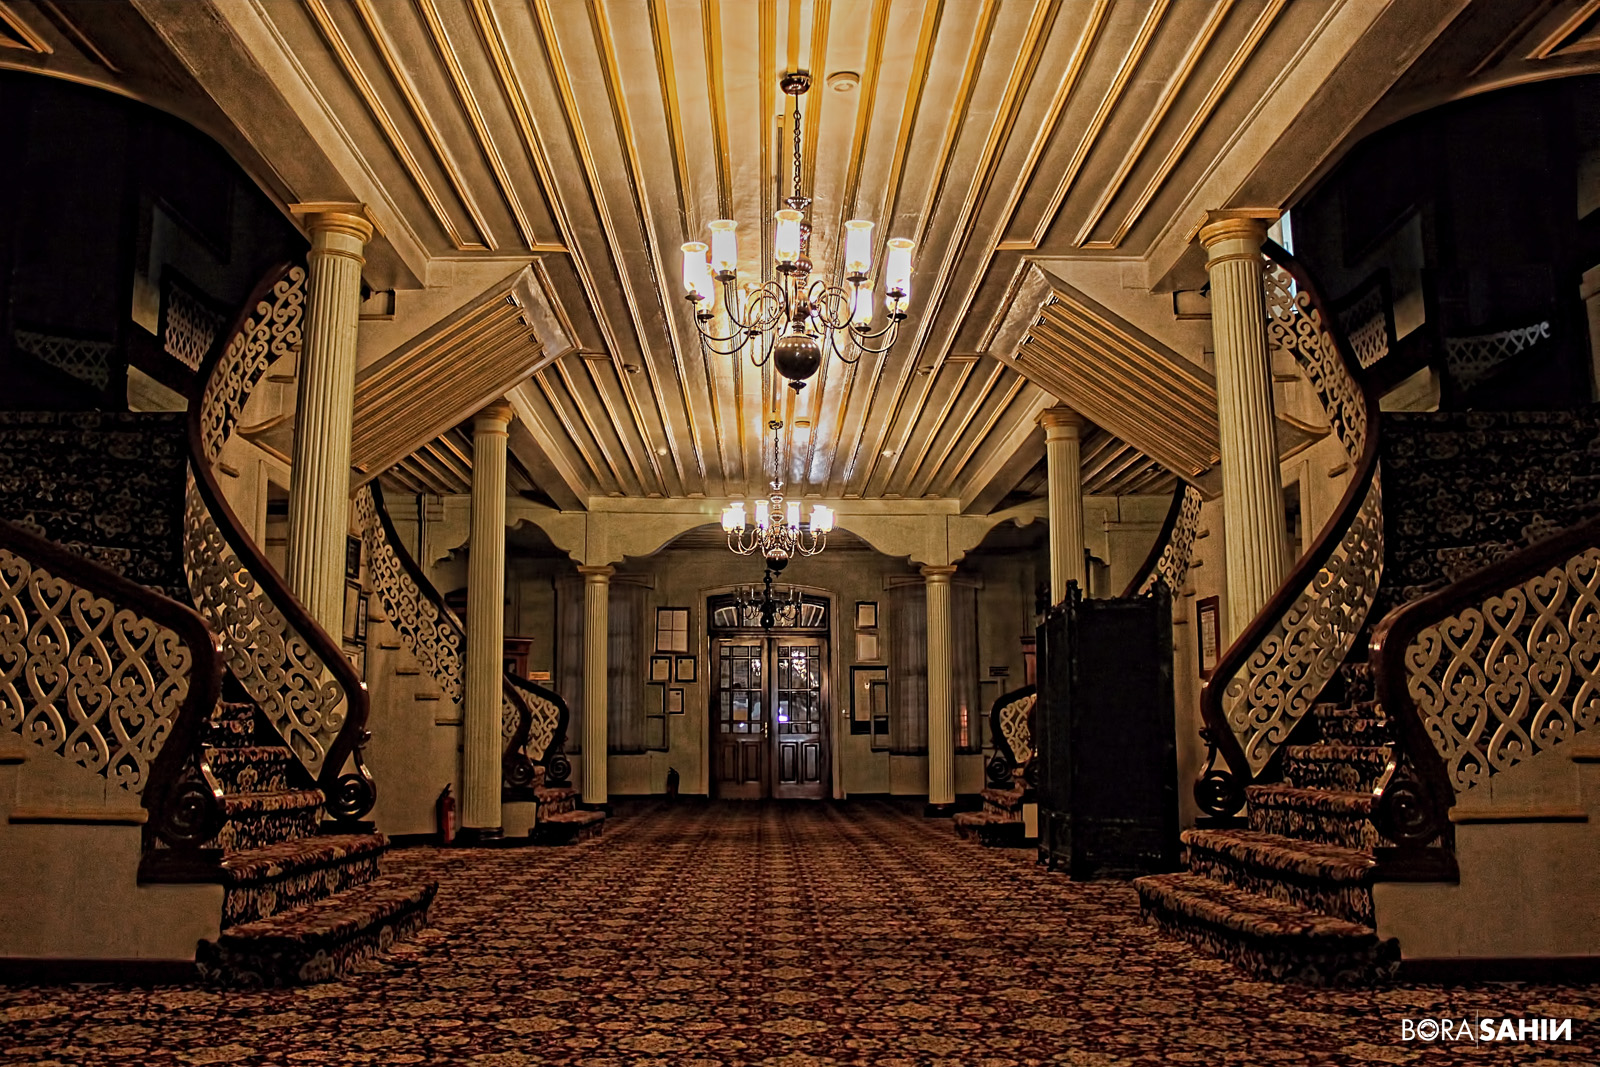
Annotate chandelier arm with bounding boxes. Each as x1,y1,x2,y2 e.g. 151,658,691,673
846,322,904,352
698,331,758,359
821,328,863,366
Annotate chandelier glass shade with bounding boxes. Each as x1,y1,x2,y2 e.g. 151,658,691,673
681,71,915,392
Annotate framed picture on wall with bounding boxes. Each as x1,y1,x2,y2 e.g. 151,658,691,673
342,582,361,642
850,665,888,735
855,631,880,661
1197,596,1221,679
354,593,369,642
666,687,685,714
674,655,696,683
345,534,362,580
656,607,690,652
855,600,878,629
649,655,673,683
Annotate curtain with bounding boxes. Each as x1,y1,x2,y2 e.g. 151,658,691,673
888,582,927,755
952,582,981,753
555,576,583,754
608,581,647,754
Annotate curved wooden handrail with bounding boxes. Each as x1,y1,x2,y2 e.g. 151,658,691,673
359,481,464,704
985,683,1037,791
1368,512,1600,867
504,669,571,768
0,517,227,874
1194,240,1384,817
1121,482,1202,598
185,260,374,823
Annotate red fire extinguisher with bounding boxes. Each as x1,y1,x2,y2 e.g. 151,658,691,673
436,784,456,845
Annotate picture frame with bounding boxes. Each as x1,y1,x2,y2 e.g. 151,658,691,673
855,631,880,662
850,665,889,735
354,592,369,643
342,581,361,642
649,655,673,683
1197,595,1221,679
854,600,878,630
674,655,696,683
656,606,690,652
344,534,362,580
666,687,685,714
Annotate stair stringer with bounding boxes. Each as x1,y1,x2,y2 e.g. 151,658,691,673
0,737,222,962
1373,736,1600,961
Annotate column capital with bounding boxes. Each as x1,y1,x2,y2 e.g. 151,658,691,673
1191,208,1278,253
577,564,615,581
1037,406,1087,438
289,201,382,245
474,400,516,433
920,564,957,582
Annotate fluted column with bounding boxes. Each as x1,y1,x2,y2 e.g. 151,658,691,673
1039,407,1087,604
461,402,514,836
1199,212,1290,639
578,564,614,806
284,203,376,633
922,564,957,815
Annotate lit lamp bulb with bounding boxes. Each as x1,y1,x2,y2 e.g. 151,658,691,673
843,220,873,279
786,501,801,530
851,283,874,327
774,209,803,266
755,500,771,530
681,242,713,308
721,502,745,532
809,504,834,533
884,237,914,315
708,219,738,279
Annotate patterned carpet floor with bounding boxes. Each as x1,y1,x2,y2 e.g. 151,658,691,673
2,799,1597,1065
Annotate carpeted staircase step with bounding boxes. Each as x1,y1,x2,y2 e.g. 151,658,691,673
1313,703,1390,745
213,788,325,852
204,703,263,748
1134,872,1398,986
196,874,438,987
1283,743,1390,794
1246,784,1381,851
953,809,1027,847
1339,662,1374,704
533,808,605,845
206,746,297,795
979,785,1024,813
219,832,388,926
1181,829,1377,925
535,785,578,816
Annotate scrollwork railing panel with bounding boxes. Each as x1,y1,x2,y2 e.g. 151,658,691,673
356,485,463,705
1128,484,1203,598
1404,544,1600,794
0,518,225,862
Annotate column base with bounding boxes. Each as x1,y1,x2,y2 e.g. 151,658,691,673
453,826,504,846
578,801,613,816
923,802,957,819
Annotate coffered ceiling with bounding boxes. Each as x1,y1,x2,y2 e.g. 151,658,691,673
5,0,1597,512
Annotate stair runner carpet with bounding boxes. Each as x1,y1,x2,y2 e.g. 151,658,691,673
952,772,1028,846
529,765,606,845
193,701,437,986
1134,660,1400,985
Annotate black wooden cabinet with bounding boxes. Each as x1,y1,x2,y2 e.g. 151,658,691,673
1036,583,1180,879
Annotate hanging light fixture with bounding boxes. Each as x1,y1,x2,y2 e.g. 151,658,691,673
734,566,803,630
722,419,834,560
681,71,915,393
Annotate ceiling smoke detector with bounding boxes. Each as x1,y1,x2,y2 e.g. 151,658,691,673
827,71,860,93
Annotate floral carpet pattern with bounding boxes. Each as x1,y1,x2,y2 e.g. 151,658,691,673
3,799,1598,1065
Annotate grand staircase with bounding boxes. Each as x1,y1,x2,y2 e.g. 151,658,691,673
1131,242,1600,983
198,696,435,985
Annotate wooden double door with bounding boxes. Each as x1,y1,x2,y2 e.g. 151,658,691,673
711,635,828,799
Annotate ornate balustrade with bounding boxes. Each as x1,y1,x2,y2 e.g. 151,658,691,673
0,517,226,876
984,685,1038,790
184,262,374,823
355,483,463,705
1369,514,1600,873
1122,483,1203,598
1195,242,1385,817
360,479,571,793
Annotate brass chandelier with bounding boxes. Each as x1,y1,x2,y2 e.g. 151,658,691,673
721,419,833,561
680,71,915,393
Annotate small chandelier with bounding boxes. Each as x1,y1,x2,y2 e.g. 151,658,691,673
734,568,803,630
722,420,834,560
681,71,915,392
